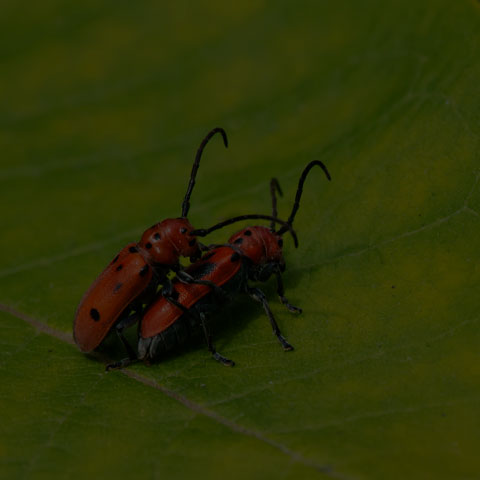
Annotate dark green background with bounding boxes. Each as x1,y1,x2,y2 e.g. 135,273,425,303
1,1,480,479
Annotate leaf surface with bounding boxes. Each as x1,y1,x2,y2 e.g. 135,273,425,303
1,1,480,479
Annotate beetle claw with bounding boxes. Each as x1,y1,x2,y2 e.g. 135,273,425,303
105,357,136,371
213,352,235,367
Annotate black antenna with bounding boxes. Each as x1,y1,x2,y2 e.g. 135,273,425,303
269,178,283,231
277,160,331,236
191,214,298,248
181,127,228,218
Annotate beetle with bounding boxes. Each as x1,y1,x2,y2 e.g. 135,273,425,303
107,160,331,369
74,127,287,359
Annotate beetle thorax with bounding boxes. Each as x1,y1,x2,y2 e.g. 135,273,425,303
138,218,200,266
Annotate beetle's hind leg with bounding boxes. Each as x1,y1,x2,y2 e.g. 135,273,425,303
275,271,302,314
105,357,139,371
114,311,141,360
105,311,140,370
200,312,235,367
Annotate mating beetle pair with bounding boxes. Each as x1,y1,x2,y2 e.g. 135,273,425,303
73,128,331,368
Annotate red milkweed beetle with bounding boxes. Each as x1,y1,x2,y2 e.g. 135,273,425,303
107,160,331,369
74,127,289,359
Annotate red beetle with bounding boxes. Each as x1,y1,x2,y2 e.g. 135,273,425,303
108,160,331,369
74,128,285,358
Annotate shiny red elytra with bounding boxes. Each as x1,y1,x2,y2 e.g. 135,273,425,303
74,128,229,354
107,160,331,369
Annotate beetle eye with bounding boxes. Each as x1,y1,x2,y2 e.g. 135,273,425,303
180,228,187,234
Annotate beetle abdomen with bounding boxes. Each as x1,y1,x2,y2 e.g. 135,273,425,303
138,314,193,360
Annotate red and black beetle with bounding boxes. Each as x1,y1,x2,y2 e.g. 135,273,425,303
108,160,331,369
74,128,288,359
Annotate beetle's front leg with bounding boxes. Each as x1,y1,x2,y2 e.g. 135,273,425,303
246,285,294,351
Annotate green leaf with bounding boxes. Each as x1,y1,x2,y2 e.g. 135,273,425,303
1,1,480,479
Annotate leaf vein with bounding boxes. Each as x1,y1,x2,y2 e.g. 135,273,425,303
0,302,354,480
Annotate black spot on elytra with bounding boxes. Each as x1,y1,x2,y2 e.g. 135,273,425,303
139,265,150,277
113,283,123,293
116,264,123,271
112,254,119,263
180,227,187,234
145,242,152,249
188,239,196,247
278,239,283,247
90,308,100,321
244,230,252,236
230,252,240,262
129,246,138,253
154,233,161,240
233,238,243,245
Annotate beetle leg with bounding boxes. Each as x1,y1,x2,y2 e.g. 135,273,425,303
107,312,141,371
198,242,211,252
176,269,227,302
163,293,194,319
275,271,302,314
138,277,160,305
200,312,235,366
160,276,175,298
115,311,140,361
105,357,139,371
247,286,294,351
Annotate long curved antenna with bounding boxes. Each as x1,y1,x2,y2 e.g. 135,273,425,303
269,178,283,231
191,214,298,248
181,127,228,218
277,160,331,236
